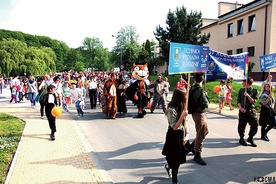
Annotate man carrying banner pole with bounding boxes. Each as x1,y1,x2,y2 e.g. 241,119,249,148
188,73,209,165
237,77,258,147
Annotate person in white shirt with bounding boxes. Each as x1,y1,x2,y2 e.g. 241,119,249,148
70,84,79,105
52,76,62,106
261,75,273,96
87,76,98,109
11,75,20,101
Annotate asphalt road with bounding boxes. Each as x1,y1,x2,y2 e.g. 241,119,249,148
69,99,276,184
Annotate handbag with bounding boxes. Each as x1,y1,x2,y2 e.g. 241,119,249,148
34,87,47,103
34,94,41,103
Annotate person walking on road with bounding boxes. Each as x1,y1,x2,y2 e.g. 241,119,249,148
116,74,127,115
43,85,58,140
162,88,189,184
27,75,38,107
0,74,3,94
52,76,62,107
259,83,275,141
87,76,98,109
38,76,48,119
226,80,235,110
237,77,258,147
148,74,166,113
218,80,227,113
163,77,170,102
188,73,209,166
103,73,117,119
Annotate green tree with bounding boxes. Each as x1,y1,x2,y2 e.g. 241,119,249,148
51,41,70,71
248,61,255,75
94,48,110,71
63,48,84,72
154,6,211,62
0,29,70,71
81,37,110,71
23,46,56,75
82,37,102,71
0,38,27,76
0,38,57,77
112,26,141,71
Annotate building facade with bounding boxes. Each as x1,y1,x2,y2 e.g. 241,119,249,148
201,0,275,80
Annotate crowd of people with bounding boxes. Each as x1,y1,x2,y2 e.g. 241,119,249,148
1,71,276,184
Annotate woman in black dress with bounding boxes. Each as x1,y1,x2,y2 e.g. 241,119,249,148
162,88,189,184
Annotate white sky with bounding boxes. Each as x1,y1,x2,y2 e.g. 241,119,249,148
0,0,252,50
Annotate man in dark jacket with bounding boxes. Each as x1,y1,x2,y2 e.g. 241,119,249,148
188,73,209,165
237,77,258,147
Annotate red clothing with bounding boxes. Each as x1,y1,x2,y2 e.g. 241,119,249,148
176,81,187,90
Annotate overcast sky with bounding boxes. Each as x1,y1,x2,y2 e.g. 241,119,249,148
0,0,252,50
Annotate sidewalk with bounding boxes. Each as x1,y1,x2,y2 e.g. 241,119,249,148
1,88,239,184
1,88,106,184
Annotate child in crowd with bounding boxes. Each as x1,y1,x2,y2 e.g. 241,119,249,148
18,82,24,102
226,80,235,110
218,80,227,113
62,82,71,107
78,82,86,110
75,89,84,117
70,84,78,106
10,85,17,103
43,85,58,140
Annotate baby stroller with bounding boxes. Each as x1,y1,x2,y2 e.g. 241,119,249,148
62,96,69,112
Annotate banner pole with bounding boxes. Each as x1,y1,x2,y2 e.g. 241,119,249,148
244,79,247,109
185,73,191,110
204,72,206,91
268,70,272,91
183,73,190,139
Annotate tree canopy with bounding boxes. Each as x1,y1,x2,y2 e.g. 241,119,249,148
0,38,56,76
154,6,211,62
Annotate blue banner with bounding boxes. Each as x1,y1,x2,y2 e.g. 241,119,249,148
259,53,276,71
169,42,209,74
206,50,248,80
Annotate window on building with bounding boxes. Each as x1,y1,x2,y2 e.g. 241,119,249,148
227,50,233,55
237,19,244,35
228,23,233,37
236,48,243,54
248,15,256,32
247,46,255,56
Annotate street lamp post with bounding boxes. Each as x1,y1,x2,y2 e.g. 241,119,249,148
112,35,123,71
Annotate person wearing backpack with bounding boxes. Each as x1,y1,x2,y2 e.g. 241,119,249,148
188,73,209,166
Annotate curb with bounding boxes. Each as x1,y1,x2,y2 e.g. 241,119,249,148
4,119,27,184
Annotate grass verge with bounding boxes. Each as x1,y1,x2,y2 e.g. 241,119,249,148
0,113,25,184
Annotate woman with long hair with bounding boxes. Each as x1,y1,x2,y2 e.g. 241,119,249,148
259,83,275,141
162,88,189,184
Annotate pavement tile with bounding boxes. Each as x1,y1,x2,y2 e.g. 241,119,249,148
0,88,106,184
